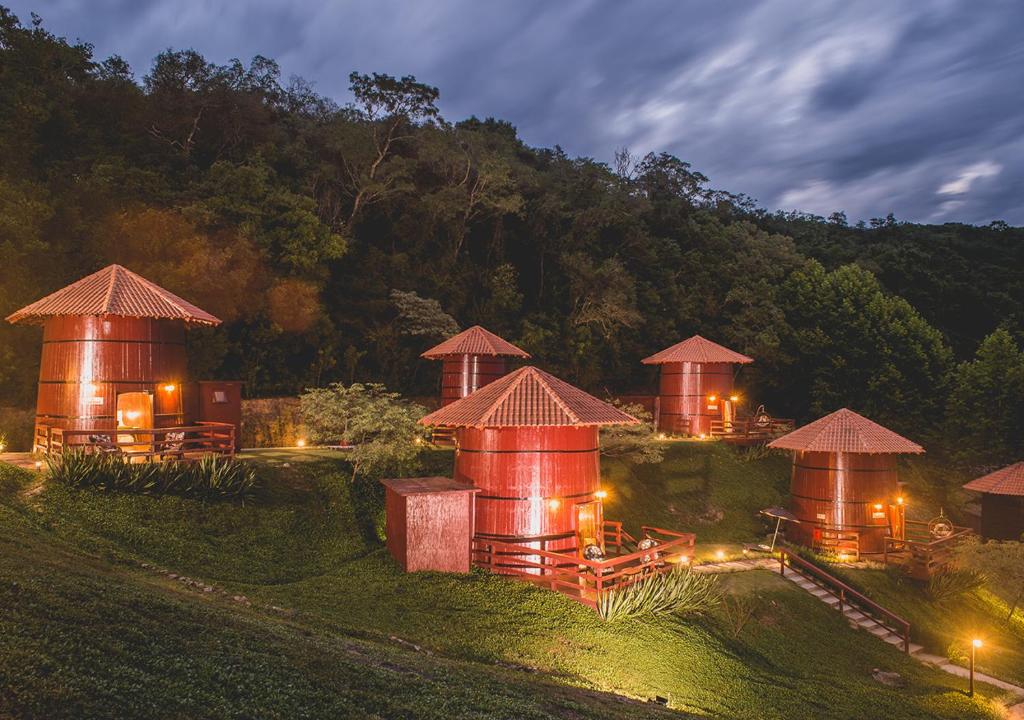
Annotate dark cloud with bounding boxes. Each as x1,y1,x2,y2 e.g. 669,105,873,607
8,0,1023,223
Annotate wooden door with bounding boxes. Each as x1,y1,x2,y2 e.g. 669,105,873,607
575,500,604,558
116,392,153,454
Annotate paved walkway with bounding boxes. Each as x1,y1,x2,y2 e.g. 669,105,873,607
690,556,1024,707
772,564,1024,703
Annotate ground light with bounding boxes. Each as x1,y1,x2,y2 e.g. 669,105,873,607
970,638,982,697
295,438,306,448
715,549,726,561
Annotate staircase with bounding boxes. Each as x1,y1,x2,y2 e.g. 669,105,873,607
776,550,916,653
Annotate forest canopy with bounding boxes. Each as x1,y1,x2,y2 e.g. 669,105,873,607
1,7,1021,468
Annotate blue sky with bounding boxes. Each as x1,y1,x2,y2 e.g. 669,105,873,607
9,0,1024,224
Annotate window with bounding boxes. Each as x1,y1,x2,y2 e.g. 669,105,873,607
212,390,229,404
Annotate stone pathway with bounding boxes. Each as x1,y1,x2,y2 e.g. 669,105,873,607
773,564,1024,703
691,557,777,574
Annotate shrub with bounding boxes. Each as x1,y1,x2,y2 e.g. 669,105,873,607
597,566,720,621
720,594,769,638
46,451,257,502
925,569,986,603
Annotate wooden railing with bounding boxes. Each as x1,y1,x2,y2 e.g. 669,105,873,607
36,422,235,461
709,417,795,440
883,520,972,580
780,549,911,652
472,523,697,610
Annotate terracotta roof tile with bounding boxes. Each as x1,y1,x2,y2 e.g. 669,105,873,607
419,366,638,428
642,335,753,365
421,325,530,359
963,462,1024,496
767,408,924,454
6,265,220,326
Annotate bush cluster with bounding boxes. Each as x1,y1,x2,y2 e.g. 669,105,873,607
46,452,258,502
598,566,720,621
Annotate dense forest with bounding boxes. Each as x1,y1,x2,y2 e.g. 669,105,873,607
1,8,1022,468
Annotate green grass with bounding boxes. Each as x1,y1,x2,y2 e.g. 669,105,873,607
0,444,1017,719
601,441,792,543
836,566,1024,687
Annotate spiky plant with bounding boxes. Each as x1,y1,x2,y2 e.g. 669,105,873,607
597,566,720,621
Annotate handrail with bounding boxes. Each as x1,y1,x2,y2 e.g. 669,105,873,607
472,527,696,605
780,549,911,653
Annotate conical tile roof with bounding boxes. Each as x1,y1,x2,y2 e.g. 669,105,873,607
642,335,753,365
419,366,638,428
767,408,924,454
6,264,220,326
421,325,530,359
963,462,1024,496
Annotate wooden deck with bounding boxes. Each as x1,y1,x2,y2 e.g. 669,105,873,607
710,417,795,443
472,522,697,610
33,422,236,463
883,520,972,580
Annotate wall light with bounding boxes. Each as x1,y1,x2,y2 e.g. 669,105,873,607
595,490,608,499
162,384,176,392
547,498,561,511
729,395,739,402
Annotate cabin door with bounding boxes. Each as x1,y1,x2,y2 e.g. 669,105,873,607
889,502,906,542
575,500,605,558
116,392,154,455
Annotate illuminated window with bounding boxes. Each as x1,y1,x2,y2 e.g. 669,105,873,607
212,391,228,404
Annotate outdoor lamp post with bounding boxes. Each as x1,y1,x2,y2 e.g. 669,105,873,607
969,638,982,697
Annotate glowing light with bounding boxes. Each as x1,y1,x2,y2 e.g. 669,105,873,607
715,549,726,561
125,410,140,421
897,496,905,505
657,433,666,440
34,460,42,470
873,503,883,511
972,638,983,649
729,395,739,403
838,552,849,562
679,555,690,564
162,384,176,392
413,437,423,445
595,490,608,500
296,438,306,448
547,498,561,511
698,433,707,440
707,395,717,402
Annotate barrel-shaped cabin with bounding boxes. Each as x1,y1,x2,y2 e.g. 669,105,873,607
418,366,637,557
421,326,530,407
6,264,237,459
963,462,1024,541
769,408,924,556
642,335,753,436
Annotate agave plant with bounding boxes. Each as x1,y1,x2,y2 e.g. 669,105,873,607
598,566,721,622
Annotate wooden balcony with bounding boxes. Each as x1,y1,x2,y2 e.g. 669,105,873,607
883,520,973,580
471,522,697,610
709,417,795,443
34,422,236,463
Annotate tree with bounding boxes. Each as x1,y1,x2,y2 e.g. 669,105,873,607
600,403,664,466
299,383,426,480
956,537,1024,620
945,329,1024,469
389,290,459,339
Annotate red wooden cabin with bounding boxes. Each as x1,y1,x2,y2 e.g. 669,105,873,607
6,265,238,460
769,409,924,557
963,462,1024,541
417,366,696,607
641,335,753,436
381,477,480,572
421,325,530,407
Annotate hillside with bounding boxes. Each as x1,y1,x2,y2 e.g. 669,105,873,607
1,447,1020,719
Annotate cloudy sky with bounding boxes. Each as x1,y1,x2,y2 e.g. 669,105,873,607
9,0,1024,224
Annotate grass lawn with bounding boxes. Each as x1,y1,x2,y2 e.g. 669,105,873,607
837,565,1024,688
2,446,1018,719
